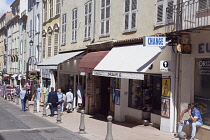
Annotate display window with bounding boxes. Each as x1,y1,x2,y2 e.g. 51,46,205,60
128,75,162,115
194,58,210,126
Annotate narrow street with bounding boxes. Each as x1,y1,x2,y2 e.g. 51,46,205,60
0,98,87,140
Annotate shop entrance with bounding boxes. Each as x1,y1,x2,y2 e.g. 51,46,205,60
100,77,110,115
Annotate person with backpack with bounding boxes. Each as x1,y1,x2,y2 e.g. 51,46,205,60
57,89,63,112
47,87,58,117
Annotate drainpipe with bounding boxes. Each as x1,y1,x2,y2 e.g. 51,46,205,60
173,0,183,133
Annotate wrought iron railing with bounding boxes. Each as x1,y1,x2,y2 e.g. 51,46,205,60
171,0,210,33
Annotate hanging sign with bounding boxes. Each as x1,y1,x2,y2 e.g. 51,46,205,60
143,36,166,46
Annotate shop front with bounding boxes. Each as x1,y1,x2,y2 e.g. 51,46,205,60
93,43,176,132
57,51,85,108
179,32,210,137
78,51,110,115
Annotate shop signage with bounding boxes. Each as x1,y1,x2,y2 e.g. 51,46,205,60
143,36,166,46
198,43,210,53
160,61,169,72
93,70,144,80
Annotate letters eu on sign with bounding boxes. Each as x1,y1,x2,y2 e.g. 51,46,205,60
143,36,166,47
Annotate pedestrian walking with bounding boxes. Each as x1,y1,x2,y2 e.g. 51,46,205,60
57,89,63,112
15,85,20,98
36,85,41,112
66,89,73,113
19,87,26,111
47,87,58,117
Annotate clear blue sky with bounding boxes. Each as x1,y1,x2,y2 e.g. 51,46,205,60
7,0,14,5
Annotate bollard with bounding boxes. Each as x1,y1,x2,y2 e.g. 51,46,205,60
105,115,113,140
56,105,62,123
26,99,29,111
16,96,19,105
178,131,187,140
79,109,85,134
43,102,47,117
33,99,37,113
13,96,15,102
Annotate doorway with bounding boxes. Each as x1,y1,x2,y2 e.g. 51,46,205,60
100,77,110,115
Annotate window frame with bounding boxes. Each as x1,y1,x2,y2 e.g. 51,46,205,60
62,13,67,45
155,0,175,26
43,37,46,58
72,8,78,43
48,35,52,57
84,1,92,40
50,0,53,18
44,1,47,21
54,32,59,56
56,0,60,15
124,0,138,33
100,0,111,37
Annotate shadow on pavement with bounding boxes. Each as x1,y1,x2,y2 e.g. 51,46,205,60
89,114,145,128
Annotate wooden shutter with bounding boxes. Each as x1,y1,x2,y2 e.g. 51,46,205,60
199,0,207,10
54,33,58,55
48,35,51,57
156,0,164,25
43,38,46,58
166,0,174,24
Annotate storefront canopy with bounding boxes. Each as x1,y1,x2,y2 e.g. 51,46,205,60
38,51,84,69
78,51,109,73
93,44,164,80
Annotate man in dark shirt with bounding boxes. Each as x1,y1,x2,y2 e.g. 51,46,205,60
47,87,58,117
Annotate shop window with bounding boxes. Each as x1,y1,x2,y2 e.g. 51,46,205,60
194,58,210,126
128,75,162,114
112,78,121,105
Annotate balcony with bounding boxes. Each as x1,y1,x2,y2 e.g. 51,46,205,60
170,0,210,34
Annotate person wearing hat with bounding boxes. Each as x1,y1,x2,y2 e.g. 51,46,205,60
65,88,73,113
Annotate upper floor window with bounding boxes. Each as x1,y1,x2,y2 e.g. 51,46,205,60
72,9,77,42
199,0,210,11
124,0,137,32
28,0,34,11
62,13,67,44
156,0,174,26
36,14,40,32
44,1,47,21
56,0,60,15
84,1,92,40
100,0,110,36
50,0,53,18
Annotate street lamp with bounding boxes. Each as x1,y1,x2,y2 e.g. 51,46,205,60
29,40,34,47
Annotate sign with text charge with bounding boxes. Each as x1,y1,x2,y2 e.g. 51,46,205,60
143,36,166,46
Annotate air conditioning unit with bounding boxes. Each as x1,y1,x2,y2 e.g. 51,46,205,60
4,39,7,45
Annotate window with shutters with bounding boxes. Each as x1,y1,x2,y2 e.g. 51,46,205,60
72,9,77,42
54,33,59,55
199,0,210,11
84,1,92,40
62,13,66,44
48,35,52,57
100,0,110,36
50,0,53,18
156,0,174,26
56,0,60,15
43,38,46,58
44,1,47,21
124,0,137,32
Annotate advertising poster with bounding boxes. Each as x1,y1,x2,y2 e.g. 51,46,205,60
162,78,170,97
115,90,120,105
161,98,170,118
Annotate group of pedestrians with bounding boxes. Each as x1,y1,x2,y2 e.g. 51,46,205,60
47,87,74,117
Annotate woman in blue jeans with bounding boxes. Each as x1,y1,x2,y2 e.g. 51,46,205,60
19,87,26,111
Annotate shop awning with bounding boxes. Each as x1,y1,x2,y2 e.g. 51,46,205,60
38,51,84,69
11,74,18,79
93,44,164,80
78,51,109,73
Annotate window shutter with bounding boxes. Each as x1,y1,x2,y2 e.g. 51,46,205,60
48,36,51,57
156,0,164,25
199,0,207,10
54,33,58,55
166,0,174,24
43,38,46,58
